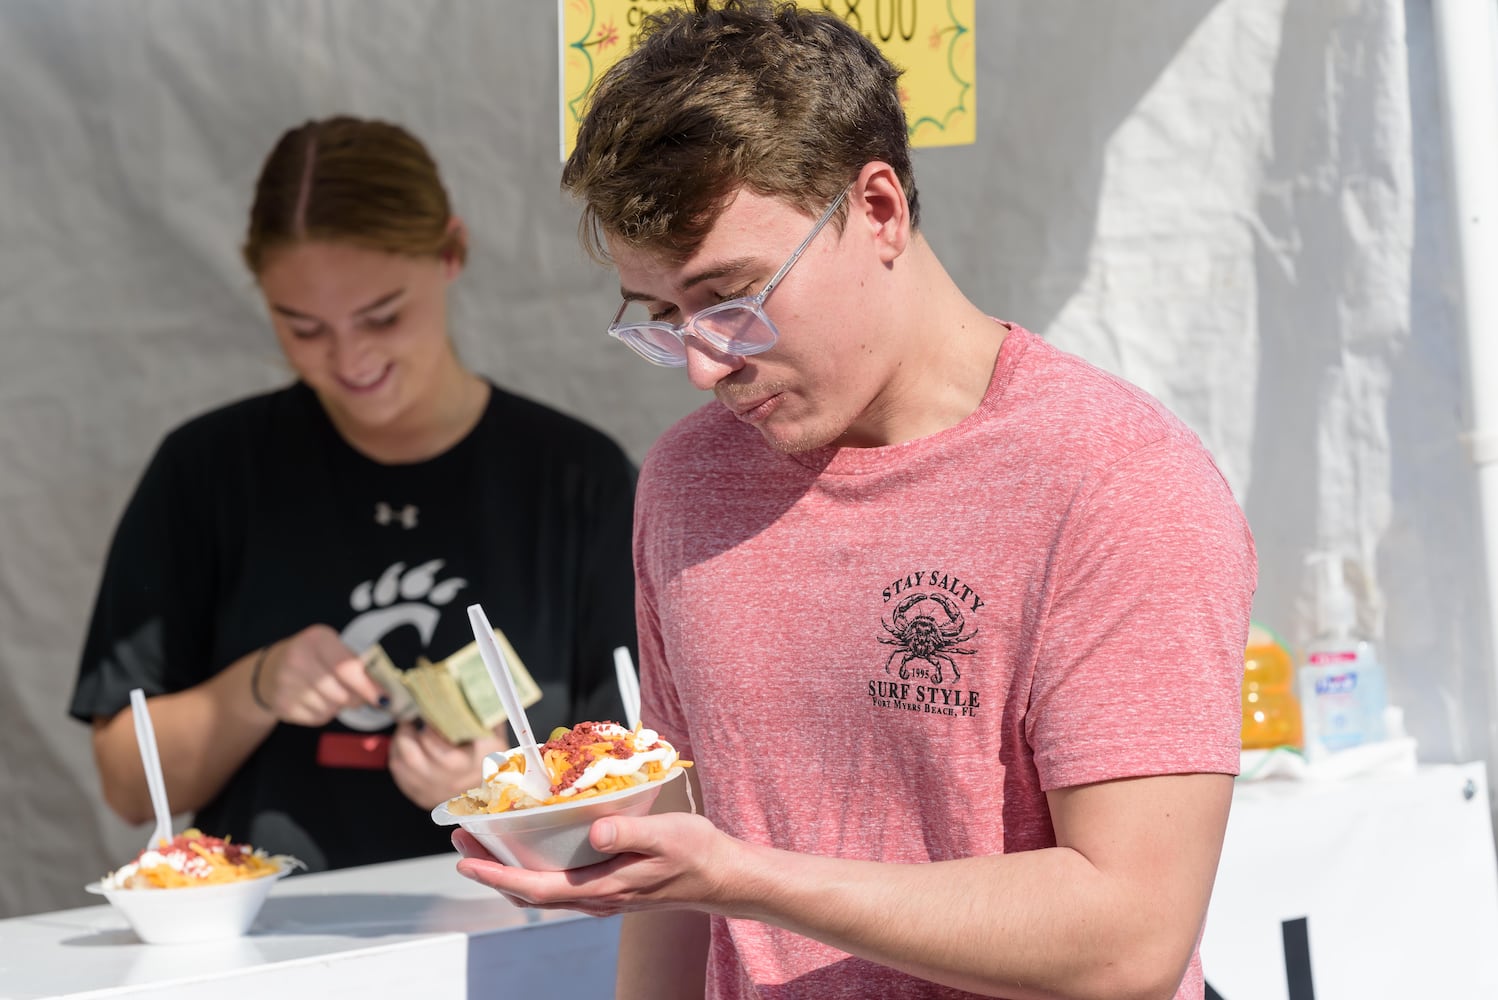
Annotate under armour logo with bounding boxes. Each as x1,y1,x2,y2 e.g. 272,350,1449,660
374,502,419,529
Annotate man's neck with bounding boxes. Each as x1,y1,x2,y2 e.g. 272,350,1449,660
839,240,1006,448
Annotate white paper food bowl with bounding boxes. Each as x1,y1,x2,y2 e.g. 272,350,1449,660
85,864,291,945
432,766,685,871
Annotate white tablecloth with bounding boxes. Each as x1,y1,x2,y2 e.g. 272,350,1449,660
6,765,1496,999
0,853,620,999
1202,762,1498,998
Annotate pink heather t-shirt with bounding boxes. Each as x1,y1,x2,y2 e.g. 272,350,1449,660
635,325,1256,1000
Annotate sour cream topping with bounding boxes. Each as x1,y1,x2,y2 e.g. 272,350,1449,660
484,723,679,799
102,848,213,888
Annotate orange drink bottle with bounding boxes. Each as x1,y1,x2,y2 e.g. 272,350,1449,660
1241,623,1303,750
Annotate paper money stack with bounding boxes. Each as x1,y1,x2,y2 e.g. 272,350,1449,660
360,629,542,744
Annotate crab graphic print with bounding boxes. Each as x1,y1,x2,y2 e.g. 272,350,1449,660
869,569,985,718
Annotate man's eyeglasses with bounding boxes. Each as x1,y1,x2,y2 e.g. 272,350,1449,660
606,186,851,367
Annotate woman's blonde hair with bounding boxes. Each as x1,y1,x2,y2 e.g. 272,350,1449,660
242,115,464,275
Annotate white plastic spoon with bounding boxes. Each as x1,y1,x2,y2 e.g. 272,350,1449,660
613,646,641,730
467,604,551,801
129,688,173,853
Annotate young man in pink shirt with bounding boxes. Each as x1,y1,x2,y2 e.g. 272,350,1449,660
452,3,1256,998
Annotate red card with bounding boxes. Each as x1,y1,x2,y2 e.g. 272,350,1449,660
316,732,391,770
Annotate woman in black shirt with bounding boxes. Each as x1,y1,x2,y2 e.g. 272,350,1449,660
69,116,637,871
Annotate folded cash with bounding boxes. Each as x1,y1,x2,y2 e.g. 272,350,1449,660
360,644,420,722
361,629,542,745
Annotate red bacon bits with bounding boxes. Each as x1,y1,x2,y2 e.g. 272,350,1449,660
134,831,251,881
542,722,662,794
144,832,247,865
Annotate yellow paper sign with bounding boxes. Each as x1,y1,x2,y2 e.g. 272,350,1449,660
559,0,975,160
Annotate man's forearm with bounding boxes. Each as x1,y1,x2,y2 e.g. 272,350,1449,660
724,842,1185,1000
697,774,1231,1000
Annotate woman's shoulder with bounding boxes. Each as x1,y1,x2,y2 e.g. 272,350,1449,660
156,382,315,458
480,383,632,466
147,383,314,485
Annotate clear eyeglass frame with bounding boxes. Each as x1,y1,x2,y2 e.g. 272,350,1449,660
606,185,852,367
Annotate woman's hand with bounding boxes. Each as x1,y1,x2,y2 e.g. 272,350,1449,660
389,720,508,811
252,624,385,726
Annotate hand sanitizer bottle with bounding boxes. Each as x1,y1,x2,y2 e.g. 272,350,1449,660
1298,552,1387,755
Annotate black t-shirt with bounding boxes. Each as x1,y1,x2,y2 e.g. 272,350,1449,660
70,381,637,871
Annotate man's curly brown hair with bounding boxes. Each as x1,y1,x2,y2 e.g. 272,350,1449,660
562,0,920,264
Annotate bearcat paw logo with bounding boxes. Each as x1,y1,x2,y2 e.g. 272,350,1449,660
340,559,467,653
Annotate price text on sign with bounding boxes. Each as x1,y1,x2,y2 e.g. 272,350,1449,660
558,0,975,160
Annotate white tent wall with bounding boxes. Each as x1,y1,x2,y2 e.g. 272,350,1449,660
0,0,1489,919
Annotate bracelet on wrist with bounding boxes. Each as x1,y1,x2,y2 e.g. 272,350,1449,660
249,644,275,715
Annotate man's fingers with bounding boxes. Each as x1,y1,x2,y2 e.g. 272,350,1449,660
590,819,620,853
588,815,667,857
452,829,492,861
